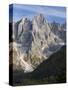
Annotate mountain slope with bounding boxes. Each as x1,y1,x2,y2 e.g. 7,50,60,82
32,45,66,78
13,45,66,85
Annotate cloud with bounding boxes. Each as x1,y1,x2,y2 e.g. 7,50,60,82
11,4,66,23
41,7,66,18
13,4,66,18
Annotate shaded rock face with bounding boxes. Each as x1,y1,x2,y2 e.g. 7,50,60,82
10,14,66,72
51,22,66,42
13,18,33,54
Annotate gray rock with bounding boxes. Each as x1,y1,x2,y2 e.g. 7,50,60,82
11,14,66,72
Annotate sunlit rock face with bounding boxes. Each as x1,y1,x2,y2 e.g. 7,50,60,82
10,14,66,72
9,42,34,72
31,14,62,60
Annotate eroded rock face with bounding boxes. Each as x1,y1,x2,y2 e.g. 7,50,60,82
10,14,65,72
51,22,66,42
9,42,34,72
31,14,62,61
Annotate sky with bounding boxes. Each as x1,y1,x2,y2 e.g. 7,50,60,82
9,4,66,24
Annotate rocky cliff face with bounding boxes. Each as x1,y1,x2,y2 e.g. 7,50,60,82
9,14,66,72
50,21,66,42
30,14,63,66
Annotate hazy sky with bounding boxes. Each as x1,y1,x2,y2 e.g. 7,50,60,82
9,4,66,24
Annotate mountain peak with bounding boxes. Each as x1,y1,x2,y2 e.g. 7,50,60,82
11,14,66,72
33,13,45,23
21,17,29,24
